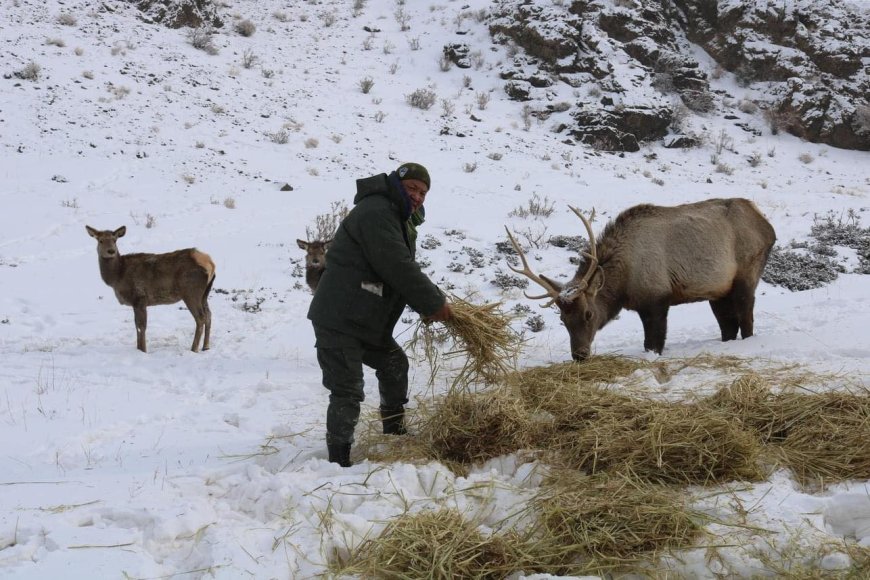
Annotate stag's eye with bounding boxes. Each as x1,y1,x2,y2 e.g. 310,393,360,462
584,310,593,321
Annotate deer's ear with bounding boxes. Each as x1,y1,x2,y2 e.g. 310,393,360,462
86,225,98,238
114,226,127,239
296,239,308,250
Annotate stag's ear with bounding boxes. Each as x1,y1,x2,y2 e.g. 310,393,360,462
588,266,605,298
85,225,98,238
540,274,564,292
296,239,309,250
113,226,126,239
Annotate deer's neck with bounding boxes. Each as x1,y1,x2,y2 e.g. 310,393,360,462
98,255,124,287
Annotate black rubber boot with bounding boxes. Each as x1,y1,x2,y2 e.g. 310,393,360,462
380,407,407,435
327,443,352,467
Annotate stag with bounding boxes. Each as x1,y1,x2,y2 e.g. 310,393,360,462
86,225,216,353
506,198,776,360
296,238,331,293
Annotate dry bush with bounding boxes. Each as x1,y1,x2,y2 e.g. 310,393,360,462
187,26,218,55
234,18,256,36
406,87,437,110
15,61,41,81
358,76,374,94
56,13,77,26
305,200,349,241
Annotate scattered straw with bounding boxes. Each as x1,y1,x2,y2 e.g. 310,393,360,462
338,508,528,579
407,295,522,388
530,470,704,574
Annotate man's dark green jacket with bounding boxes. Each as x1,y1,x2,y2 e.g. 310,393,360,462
307,172,445,345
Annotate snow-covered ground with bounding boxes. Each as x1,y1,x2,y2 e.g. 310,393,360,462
1,0,868,577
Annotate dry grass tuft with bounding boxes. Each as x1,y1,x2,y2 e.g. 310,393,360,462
337,508,529,579
408,295,523,387
531,471,704,574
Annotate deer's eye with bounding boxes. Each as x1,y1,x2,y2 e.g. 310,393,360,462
584,310,593,321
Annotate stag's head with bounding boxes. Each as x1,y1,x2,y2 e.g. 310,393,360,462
505,206,604,361
86,225,126,259
296,239,331,270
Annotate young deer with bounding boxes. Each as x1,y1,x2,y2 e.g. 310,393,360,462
86,225,216,353
296,239,331,293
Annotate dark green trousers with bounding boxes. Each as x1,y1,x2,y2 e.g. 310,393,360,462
313,324,409,446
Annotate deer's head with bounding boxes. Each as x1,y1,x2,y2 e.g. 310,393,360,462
86,225,126,259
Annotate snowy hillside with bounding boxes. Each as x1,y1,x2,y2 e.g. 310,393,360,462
1,0,868,578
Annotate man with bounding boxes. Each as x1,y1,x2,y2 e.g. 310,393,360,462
307,162,452,467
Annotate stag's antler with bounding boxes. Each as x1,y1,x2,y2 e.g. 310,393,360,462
567,205,598,290
503,226,561,307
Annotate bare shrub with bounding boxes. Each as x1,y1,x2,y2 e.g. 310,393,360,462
57,13,77,26
306,200,350,241
747,152,762,167
738,99,758,114
487,152,503,161
374,111,386,123
74,47,84,56
45,37,66,47
406,88,437,110
395,7,410,30
362,34,375,51
82,70,94,79
476,91,490,110
509,193,555,218
440,98,455,118
798,152,814,164
15,61,41,81
715,163,734,175
521,105,533,131
359,76,374,94
408,37,421,51
234,18,256,37
241,48,258,68
304,137,319,149
273,10,288,22
352,0,366,17
382,40,394,55
188,27,218,55
713,129,734,155
223,197,236,209
268,130,289,144
463,162,478,173
319,11,337,27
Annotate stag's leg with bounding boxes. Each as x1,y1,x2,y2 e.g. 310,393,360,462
133,304,147,353
638,302,669,354
710,296,739,341
732,280,757,339
184,296,206,352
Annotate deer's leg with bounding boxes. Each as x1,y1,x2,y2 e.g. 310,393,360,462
184,296,205,352
638,302,669,354
133,304,147,353
732,279,756,339
710,296,739,341
202,300,212,351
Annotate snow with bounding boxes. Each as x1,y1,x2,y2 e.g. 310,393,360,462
1,0,868,578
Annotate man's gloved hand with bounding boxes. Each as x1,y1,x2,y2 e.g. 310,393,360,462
423,302,452,323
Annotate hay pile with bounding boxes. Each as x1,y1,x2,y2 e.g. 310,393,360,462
531,471,703,573
338,508,530,580
704,375,870,486
408,295,522,387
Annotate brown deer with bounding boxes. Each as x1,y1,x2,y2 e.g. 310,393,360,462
85,226,216,353
506,198,776,360
296,239,331,293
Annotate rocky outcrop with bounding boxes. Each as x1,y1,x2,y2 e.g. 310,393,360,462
487,0,870,151
128,0,223,29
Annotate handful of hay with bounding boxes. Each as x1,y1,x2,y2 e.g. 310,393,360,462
408,295,523,388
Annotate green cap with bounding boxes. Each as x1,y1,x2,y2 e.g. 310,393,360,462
396,162,431,190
